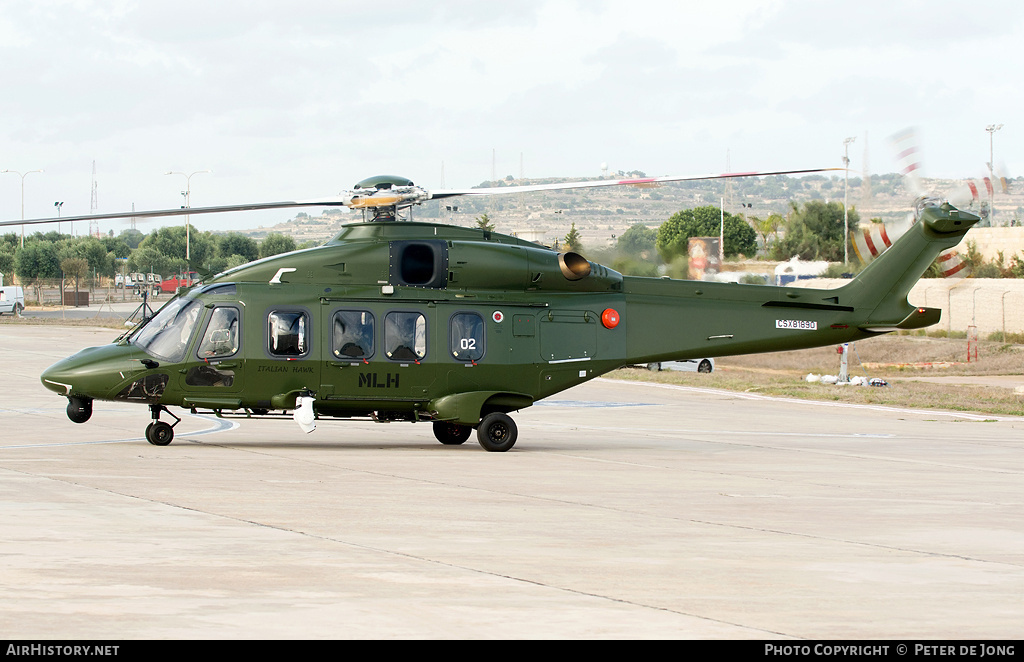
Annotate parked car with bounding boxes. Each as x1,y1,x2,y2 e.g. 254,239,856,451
161,271,199,294
645,358,715,373
0,286,25,315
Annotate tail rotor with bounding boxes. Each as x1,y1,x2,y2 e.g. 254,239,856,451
852,128,1009,279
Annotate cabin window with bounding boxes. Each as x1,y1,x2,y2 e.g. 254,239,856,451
268,310,308,357
449,312,484,362
384,311,426,360
197,307,240,359
332,310,374,359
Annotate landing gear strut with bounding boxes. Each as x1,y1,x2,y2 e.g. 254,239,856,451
146,404,180,446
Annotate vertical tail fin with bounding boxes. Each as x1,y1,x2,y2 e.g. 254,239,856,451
837,202,980,329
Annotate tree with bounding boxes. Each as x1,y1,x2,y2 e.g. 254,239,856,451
139,226,215,267
564,222,584,252
101,235,132,260
751,214,783,253
61,257,89,305
771,201,859,262
15,240,60,280
260,233,297,259
0,247,14,279
129,246,180,277
475,213,495,232
57,236,113,276
656,206,756,260
217,233,260,263
616,224,657,259
0,234,16,278
118,229,145,250
611,256,659,277
225,254,251,270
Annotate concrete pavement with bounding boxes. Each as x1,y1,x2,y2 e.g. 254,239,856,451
2,326,1023,639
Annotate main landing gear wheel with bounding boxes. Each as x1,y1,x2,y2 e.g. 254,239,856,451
433,421,472,445
146,421,174,446
476,412,517,452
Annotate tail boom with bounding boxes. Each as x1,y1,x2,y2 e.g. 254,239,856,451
618,203,979,365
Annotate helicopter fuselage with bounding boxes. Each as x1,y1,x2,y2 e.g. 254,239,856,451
41,204,978,450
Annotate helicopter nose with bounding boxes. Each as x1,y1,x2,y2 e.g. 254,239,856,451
40,343,138,399
41,360,76,396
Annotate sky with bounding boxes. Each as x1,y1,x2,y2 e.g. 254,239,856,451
2,0,1023,235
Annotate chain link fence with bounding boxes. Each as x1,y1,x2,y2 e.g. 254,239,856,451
9,277,166,306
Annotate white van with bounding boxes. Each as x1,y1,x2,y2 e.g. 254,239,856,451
0,286,25,315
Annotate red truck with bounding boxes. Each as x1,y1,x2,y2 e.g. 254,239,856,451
160,271,199,294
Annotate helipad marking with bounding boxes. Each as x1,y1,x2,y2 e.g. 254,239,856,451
0,414,237,450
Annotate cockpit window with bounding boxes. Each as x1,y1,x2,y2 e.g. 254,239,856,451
132,298,203,363
197,307,240,359
199,283,236,295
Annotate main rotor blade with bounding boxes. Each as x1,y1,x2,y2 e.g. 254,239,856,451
0,166,844,229
0,198,352,229
429,167,845,200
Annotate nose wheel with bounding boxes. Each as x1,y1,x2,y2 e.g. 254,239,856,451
146,404,180,446
66,397,93,424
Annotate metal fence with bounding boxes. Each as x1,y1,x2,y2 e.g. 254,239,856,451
10,278,165,306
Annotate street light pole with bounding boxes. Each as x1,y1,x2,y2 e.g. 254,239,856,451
164,170,211,262
842,137,856,265
2,169,44,248
54,201,64,236
986,124,1003,225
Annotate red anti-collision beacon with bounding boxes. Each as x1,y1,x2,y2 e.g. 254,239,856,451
601,308,620,329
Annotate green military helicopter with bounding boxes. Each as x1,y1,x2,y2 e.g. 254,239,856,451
3,171,979,451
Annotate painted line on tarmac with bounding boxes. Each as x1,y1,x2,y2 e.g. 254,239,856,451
599,378,1022,422
535,400,656,408
0,414,237,449
523,420,894,439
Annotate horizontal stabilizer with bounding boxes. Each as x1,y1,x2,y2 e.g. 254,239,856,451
860,306,941,333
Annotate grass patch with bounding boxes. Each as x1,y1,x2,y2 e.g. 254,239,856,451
611,367,1024,416
987,331,1024,344
610,335,1024,416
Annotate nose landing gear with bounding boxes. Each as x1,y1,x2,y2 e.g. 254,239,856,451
146,404,180,446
